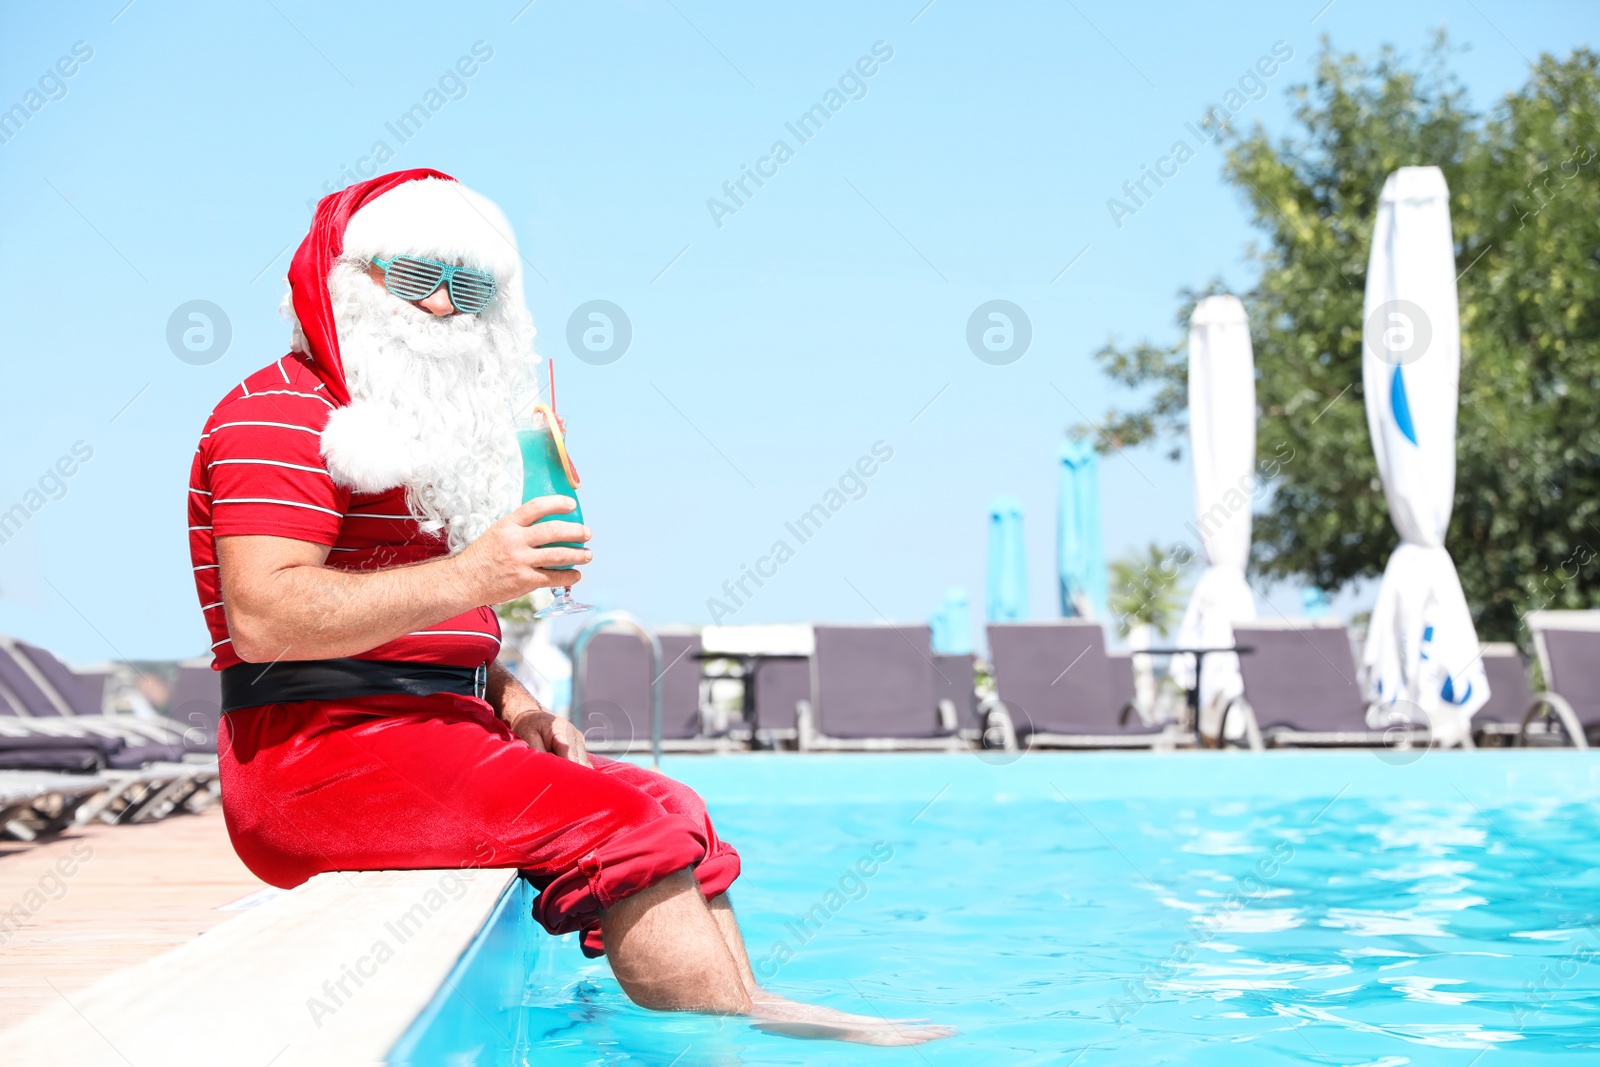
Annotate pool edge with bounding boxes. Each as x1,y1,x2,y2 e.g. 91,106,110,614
387,873,530,1063
0,866,517,1066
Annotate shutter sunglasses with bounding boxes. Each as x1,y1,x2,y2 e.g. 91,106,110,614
371,254,498,314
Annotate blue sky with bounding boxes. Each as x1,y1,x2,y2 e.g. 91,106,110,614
0,0,1591,663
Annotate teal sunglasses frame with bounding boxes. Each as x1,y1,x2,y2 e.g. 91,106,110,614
371,254,498,314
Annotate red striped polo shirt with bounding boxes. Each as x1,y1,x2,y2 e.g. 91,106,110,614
188,353,501,671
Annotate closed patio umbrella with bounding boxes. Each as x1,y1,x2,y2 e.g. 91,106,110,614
1172,294,1258,716
986,496,1027,622
929,587,973,655
1056,439,1107,619
1359,165,1487,746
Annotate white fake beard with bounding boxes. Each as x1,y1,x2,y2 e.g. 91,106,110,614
318,259,534,552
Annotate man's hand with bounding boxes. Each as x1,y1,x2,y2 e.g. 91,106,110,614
485,662,590,767
506,707,593,767
450,495,592,606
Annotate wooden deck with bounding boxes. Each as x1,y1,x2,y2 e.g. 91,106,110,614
0,806,268,1030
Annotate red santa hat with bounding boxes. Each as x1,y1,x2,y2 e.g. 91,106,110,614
286,168,525,407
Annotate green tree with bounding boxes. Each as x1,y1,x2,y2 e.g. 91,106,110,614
1087,37,1600,640
1108,542,1190,638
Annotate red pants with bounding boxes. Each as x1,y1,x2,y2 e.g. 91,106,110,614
217,693,739,955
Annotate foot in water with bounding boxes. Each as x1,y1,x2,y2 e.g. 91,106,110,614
746,991,956,1046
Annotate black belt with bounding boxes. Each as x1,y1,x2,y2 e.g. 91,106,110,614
220,657,489,714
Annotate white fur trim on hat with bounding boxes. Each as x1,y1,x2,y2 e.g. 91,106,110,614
320,400,420,493
341,177,521,285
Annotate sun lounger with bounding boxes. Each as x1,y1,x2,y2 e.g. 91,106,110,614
1108,651,1139,726
0,771,110,840
571,630,732,753
662,631,711,737
13,639,106,716
797,625,965,751
752,656,809,746
569,632,649,752
983,621,1181,750
78,761,220,825
0,730,107,773
0,699,128,769
1470,644,1540,745
0,638,190,764
0,710,185,768
0,718,185,768
0,638,218,820
1,712,216,824
169,663,224,752
935,653,980,737
1219,618,1421,749
1517,611,1600,748
75,667,114,715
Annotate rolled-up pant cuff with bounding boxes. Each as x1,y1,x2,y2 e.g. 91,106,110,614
577,839,743,958
531,812,708,936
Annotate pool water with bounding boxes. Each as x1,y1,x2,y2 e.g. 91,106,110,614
392,752,1600,1065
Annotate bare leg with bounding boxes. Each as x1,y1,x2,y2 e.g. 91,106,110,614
707,894,760,996
600,870,752,1014
705,893,955,1046
603,878,951,1044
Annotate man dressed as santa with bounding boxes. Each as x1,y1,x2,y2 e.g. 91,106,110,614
188,169,947,1045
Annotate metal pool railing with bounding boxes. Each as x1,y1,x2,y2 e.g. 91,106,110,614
569,610,664,767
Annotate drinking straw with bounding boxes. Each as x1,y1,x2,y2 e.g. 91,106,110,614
548,356,557,418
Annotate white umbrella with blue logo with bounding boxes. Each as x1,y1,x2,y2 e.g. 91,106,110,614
1360,166,1488,746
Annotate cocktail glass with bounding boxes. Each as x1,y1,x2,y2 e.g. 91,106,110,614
516,404,591,618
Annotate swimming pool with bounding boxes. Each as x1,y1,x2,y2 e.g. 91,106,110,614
391,751,1600,1064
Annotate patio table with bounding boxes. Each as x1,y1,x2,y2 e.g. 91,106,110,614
693,651,809,733
1137,645,1255,738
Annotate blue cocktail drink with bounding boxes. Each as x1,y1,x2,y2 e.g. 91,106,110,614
517,404,590,617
